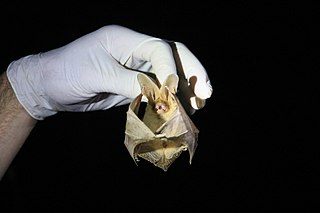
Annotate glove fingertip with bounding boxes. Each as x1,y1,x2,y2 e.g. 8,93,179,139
195,80,213,100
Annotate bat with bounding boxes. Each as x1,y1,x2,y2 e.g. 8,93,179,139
124,72,199,171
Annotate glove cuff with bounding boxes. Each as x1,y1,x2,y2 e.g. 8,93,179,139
6,55,57,120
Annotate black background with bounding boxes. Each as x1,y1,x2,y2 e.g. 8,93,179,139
0,1,317,212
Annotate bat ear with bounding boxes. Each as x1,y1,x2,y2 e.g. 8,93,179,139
160,73,179,95
158,73,179,103
137,73,160,101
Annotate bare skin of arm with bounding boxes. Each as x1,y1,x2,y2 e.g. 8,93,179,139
0,72,37,180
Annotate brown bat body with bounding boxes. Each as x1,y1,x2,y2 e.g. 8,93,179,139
124,73,199,171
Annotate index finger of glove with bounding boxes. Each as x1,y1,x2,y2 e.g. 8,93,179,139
132,39,177,85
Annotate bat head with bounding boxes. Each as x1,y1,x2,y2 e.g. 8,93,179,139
137,73,179,132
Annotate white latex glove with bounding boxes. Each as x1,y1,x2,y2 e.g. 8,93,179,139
6,25,212,120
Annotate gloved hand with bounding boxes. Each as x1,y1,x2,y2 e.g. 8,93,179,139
6,25,212,120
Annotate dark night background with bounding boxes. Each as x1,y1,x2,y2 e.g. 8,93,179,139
0,1,317,212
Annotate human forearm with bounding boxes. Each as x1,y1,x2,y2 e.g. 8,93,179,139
0,72,37,180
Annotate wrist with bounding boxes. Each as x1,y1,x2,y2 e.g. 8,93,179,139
0,72,37,180
0,71,37,123
6,55,57,120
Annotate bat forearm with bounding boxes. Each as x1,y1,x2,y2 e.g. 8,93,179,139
0,72,37,180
